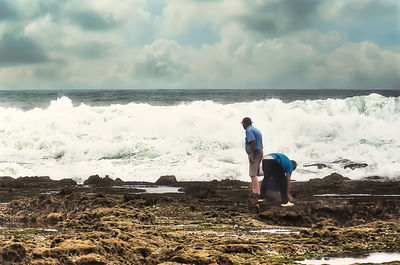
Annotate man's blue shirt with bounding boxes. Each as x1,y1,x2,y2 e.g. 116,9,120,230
245,125,263,154
268,153,293,174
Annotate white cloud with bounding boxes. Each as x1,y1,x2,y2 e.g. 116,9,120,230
0,0,399,89
161,0,223,37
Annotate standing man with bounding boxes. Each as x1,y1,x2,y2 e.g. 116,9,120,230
241,117,263,198
259,153,297,207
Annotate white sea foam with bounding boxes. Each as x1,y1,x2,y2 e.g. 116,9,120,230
0,93,399,182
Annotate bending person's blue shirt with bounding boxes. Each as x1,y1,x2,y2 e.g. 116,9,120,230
268,153,293,175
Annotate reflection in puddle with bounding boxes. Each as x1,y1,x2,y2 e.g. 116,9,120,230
216,233,238,237
249,228,300,234
79,185,183,194
41,190,60,195
314,194,400,197
42,228,58,233
215,228,299,237
131,185,182,194
297,252,400,265
0,222,59,232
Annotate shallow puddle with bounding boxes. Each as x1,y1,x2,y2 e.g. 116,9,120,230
0,221,59,232
314,194,400,197
249,228,300,234
297,252,400,265
81,185,183,194
214,228,300,237
131,185,182,194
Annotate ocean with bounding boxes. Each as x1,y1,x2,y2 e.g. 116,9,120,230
0,89,399,183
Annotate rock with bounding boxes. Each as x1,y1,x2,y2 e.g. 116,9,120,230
115,178,125,185
58,187,74,196
304,163,328,169
0,176,77,189
84,175,118,186
184,183,217,199
74,253,107,265
58,178,77,187
322,173,350,182
0,243,26,263
364,176,387,181
155,175,178,185
344,163,368,170
46,213,64,224
0,176,14,187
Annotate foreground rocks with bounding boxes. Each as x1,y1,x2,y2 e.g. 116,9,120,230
0,174,399,264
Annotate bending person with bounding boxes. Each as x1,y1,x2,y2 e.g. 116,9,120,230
259,153,297,207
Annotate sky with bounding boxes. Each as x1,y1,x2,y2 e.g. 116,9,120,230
0,0,399,90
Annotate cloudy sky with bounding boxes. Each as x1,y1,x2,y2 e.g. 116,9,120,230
0,0,399,90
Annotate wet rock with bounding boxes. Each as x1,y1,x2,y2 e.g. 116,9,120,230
0,243,26,263
74,253,107,265
0,176,14,187
171,249,215,264
184,183,217,199
58,187,73,196
344,163,368,170
114,178,124,186
223,244,261,253
304,163,328,169
0,176,77,189
322,173,350,182
0,175,399,264
155,175,178,185
364,175,387,181
46,213,64,224
84,175,118,186
58,178,77,187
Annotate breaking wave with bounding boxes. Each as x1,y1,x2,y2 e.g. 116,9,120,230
0,93,399,182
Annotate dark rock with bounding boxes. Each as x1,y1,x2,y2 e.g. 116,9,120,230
0,176,77,189
84,175,119,186
58,188,73,196
322,173,350,182
184,183,217,199
344,163,368,170
304,163,328,169
155,175,178,185
364,176,387,181
115,178,124,185
0,176,14,187
58,178,77,187
1,243,26,262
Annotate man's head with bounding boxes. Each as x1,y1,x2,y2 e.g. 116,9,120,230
291,160,297,171
241,117,252,129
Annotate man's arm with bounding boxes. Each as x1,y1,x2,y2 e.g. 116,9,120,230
248,140,256,162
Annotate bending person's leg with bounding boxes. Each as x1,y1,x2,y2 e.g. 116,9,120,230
260,159,272,199
260,159,277,199
276,166,288,204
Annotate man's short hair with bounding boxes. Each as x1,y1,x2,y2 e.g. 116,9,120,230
291,160,297,170
241,117,252,125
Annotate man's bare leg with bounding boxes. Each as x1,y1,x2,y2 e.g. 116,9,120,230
251,176,260,195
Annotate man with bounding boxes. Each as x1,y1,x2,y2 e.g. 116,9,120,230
259,153,297,207
241,117,263,198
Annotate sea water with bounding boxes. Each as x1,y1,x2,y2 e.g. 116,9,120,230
297,252,400,265
0,89,399,183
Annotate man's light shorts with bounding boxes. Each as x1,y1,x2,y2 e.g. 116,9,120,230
249,149,263,177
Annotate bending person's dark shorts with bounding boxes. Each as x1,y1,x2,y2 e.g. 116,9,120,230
260,158,288,204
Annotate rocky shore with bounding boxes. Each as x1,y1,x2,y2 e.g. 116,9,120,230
0,174,399,264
